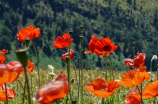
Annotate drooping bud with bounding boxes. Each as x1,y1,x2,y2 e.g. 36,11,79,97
25,37,30,47
80,25,83,32
15,47,28,67
69,30,73,36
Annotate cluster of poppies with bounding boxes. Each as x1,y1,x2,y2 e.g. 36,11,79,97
0,48,35,101
53,33,75,62
85,51,158,104
0,25,157,104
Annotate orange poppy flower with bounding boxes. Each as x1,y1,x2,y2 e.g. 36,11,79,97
136,66,146,72
21,60,35,73
33,71,69,104
85,35,98,54
94,38,118,55
62,49,74,61
53,33,73,48
119,70,150,87
85,79,120,98
1,49,8,55
0,84,16,101
142,80,158,99
0,61,23,85
0,55,6,64
17,25,40,42
125,89,141,104
124,52,146,68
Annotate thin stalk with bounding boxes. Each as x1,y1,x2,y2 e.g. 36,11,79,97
104,58,107,82
32,41,40,87
150,61,152,72
24,67,31,104
110,55,114,79
80,35,83,104
16,80,24,90
140,84,143,104
55,100,59,104
67,61,71,99
68,33,71,99
133,46,135,59
101,98,104,104
157,67,158,79
30,73,33,97
5,83,8,104
22,79,26,104
137,85,143,104
74,67,79,92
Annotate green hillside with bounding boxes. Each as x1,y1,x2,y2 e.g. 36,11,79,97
0,0,158,70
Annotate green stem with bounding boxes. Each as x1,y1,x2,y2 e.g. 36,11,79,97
67,61,71,99
16,80,24,90
150,61,152,72
55,100,58,104
110,55,114,79
22,79,26,104
30,73,33,97
133,46,135,59
5,83,8,104
137,85,143,104
32,41,40,87
80,35,83,104
24,67,31,104
101,98,104,104
68,34,71,99
104,58,107,82
140,84,143,104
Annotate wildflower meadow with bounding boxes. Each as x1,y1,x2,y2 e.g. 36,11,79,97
0,24,158,104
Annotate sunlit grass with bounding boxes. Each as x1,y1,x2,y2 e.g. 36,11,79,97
3,67,157,104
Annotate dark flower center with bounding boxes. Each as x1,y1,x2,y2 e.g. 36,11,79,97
103,45,111,52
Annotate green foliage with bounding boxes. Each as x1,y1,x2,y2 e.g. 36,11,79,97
1,0,158,69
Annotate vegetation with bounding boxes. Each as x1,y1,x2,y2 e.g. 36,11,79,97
0,0,158,70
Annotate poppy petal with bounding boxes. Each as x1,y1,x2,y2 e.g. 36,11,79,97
125,89,141,104
142,80,158,99
132,72,150,86
0,55,6,64
107,80,120,92
137,66,147,72
33,71,69,104
0,85,15,101
119,70,136,87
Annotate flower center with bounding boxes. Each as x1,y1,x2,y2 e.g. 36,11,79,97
103,45,111,52
100,88,107,91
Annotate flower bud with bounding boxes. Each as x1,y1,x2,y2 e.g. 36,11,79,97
15,47,28,67
25,37,30,47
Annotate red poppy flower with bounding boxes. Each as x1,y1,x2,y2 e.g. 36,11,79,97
142,80,158,99
94,38,118,55
53,33,73,48
85,35,98,54
119,70,150,87
124,52,146,68
21,60,35,73
62,49,74,61
125,89,141,104
0,84,16,101
17,25,40,42
85,79,120,98
33,71,69,104
1,49,8,55
0,61,23,85
0,55,6,64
